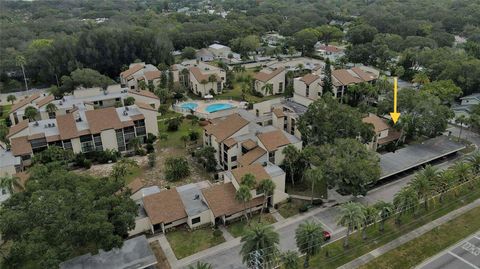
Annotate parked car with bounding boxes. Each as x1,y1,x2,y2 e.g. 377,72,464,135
323,231,331,241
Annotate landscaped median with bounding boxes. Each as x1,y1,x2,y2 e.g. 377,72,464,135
358,206,480,269
308,176,480,269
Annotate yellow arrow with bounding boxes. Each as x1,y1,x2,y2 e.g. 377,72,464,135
390,77,401,124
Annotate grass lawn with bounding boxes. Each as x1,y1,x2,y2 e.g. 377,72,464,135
359,206,480,269
226,213,277,238
157,110,182,120
308,178,480,269
124,165,142,184
277,199,307,219
157,118,202,149
0,104,12,123
166,227,225,259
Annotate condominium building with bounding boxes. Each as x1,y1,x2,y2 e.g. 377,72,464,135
253,67,285,96
172,60,226,97
120,62,161,91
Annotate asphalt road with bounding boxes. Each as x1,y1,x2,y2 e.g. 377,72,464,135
416,232,480,269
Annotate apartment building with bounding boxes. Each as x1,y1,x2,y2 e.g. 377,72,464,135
120,62,161,91
331,66,379,99
293,73,323,107
362,113,401,151
6,104,158,165
172,60,226,97
9,85,160,126
253,67,285,96
203,112,302,171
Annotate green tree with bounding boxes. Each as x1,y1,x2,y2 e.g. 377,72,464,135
24,106,38,122
295,220,324,267
123,96,135,106
194,146,217,172
236,185,252,223
166,117,182,131
182,47,197,59
304,167,325,205
282,145,301,186
7,95,16,104
138,80,147,91
164,156,190,181
15,54,28,91
0,175,22,194
148,153,156,168
293,28,319,56
181,134,190,147
374,201,394,232
316,25,344,45
241,173,257,189
467,152,480,174
155,88,170,103
455,114,468,141
45,103,57,118
361,205,379,240
346,24,378,45
281,250,300,269
393,187,419,224
240,224,279,267
337,202,365,248
421,80,462,105
110,158,138,181
261,83,274,95
412,72,430,85
258,178,276,222
0,164,137,268
322,58,333,95
160,71,168,89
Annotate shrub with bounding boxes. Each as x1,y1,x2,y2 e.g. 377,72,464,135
148,153,156,168
299,203,310,213
146,133,157,144
159,133,169,140
166,117,182,131
158,104,169,114
146,143,155,153
83,159,92,169
164,156,190,181
189,130,200,141
135,148,147,156
185,114,198,120
213,229,223,238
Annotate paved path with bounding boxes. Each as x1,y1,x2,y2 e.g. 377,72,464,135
220,226,235,241
271,211,285,222
338,198,480,269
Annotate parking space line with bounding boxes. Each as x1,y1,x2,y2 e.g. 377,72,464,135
447,251,480,269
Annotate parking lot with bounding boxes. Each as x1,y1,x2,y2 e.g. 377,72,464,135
417,232,480,269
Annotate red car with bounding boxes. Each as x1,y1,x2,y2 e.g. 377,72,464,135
323,231,331,241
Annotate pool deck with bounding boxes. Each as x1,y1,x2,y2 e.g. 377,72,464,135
174,100,244,119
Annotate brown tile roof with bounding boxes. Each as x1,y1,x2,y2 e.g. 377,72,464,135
224,138,237,148
120,64,144,79
231,163,271,186
11,136,32,156
378,129,401,145
189,67,219,83
272,108,285,118
85,107,123,134
143,188,187,225
127,178,145,195
135,101,157,111
46,135,61,142
352,67,377,82
36,95,54,108
254,67,285,82
130,114,145,121
238,147,266,167
332,69,363,86
300,74,320,86
317,44,343,53
10,93,41,113
241,139,257,150
362,114,390,133
128,89,160,100
56,114,79,140
7,120,28,139
257,130,291,152
27,133,45,140
144,70,161,81
202,183,264,218
203,114,249,142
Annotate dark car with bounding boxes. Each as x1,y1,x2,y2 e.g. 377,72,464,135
323,231,331,241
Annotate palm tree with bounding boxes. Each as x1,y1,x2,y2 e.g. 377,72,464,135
261,83,274,95
281,250,299,269
282,145,300,187
436,170,458,200
467,152,480,174
241,173,257,189
240,224,279,268
7,94,16,104
304,167,324,205
455,115,468,141
181,134,190,148
241,82,249,100
236,185,252,223
138,80,147,91
337,202,365,249
188,261,212,269
452,162,471,183
24,106,38,123
295,220,324,267
412,72,430,86
393,187,419,224
45,103,58,118
258,178,276,222
361,205,379,240
374,201,393,232
409,169,433,210
15,54,28,92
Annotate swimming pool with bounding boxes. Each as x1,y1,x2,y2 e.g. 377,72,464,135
180,102,198,110
205,103,234,113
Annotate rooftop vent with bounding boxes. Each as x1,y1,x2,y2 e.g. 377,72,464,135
123,110,128,116
194,194,200,200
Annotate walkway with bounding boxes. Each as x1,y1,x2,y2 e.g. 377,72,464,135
338,198,480,269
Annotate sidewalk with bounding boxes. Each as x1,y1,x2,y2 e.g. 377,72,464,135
337,198,480,269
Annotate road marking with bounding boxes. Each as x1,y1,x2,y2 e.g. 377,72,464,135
448,251,480,269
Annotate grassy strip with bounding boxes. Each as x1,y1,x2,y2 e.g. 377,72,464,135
166,227,225,259
309,179,480,268
359,206,480,269
157,118,202,149
226,214,277,238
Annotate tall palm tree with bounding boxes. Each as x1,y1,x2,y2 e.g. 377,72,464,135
24,106,38,123
241,173,257,189
15,54,28,92
361,205,379,240
295,220,324,267
304,167,324,205
393,187,419,224
281,250,299,269
282,145,300,187
7,94,16,104
236,185,252,223
409,170,433,210
374,201,393,232
436,170,458,200
46,103,58,119
240,224,279,268
467,152,480,174
452,162,472,183
337,202,365,248
258,178,276,222
188,261,212,269
455,115,468,141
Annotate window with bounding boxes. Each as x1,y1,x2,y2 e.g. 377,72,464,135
116,129,126,152
306,85,310,97
93,134,103,151
231,155,237,162
130,85,135,90
269,151,275,163
63,140,72,150
48,112,56,119
192,217,201,225
217,82,222,92
279,82,283,93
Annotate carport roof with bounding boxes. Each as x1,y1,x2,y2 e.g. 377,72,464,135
380,136,465,179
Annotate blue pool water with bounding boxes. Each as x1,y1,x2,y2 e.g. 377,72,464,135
180,102,198,110
206,103,234,113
